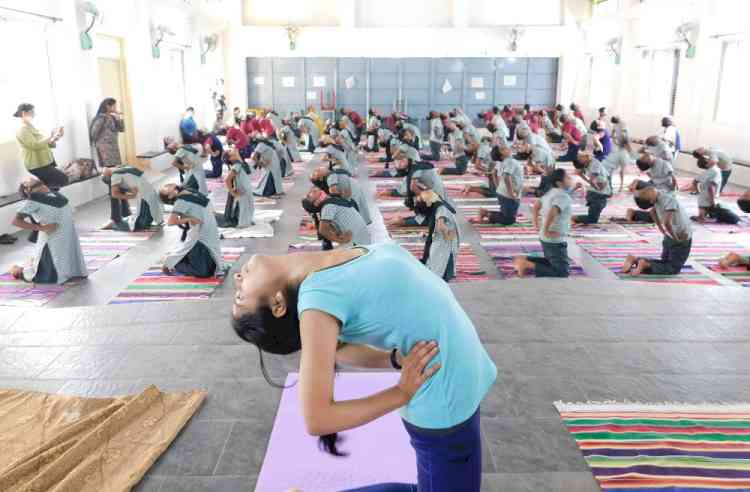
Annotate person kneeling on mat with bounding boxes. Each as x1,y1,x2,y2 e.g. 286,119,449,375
164,137,209,195
108,165,164,231
513,168,574,278
10,178,88,284
231,242,496,492
475,144,523,225
302,187,371,250
221,147,255,228
718,252,750,271
622,186,692,277
415,189,459,282
310,166,372,226
159,184,224,278
572,151,611,225
682,155,739,225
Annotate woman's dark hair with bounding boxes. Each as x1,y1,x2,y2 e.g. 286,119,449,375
738,198,750,213
96,97,117,116
661,116,672,128
486,123,496,133
590,121,600,132
550,168,567,188
611,116,620,125
159,188,181,205
231,289,348,456
490,146,504,162
692,150,703,159
636,157,651,172
634,195,654,210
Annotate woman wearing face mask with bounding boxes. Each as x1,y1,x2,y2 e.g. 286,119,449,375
10,178,87,284
158,183,224,277
231,241,497,492
513,169,574,278
14,103,68,190
415,189,459,282
91,98,131,230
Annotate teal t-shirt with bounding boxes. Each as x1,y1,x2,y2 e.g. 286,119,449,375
297,242,497,429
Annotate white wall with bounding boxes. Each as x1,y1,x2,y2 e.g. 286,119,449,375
223,0,591,111
574,0,750,187
0,0,227,235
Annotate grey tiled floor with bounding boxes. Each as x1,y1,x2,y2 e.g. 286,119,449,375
1,153,750,491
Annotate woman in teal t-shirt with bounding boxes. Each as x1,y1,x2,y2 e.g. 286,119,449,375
232,242,497,492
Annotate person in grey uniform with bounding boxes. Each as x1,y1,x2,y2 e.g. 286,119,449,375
159,184,224,278
302,186,371,249
422,111,444,161
223,147,255,228
476,145,523,225
311,165,372,225
10,178,88,284
415,189,459,282
623,186,692,277
684,154,738,224
109,165,164,231
463,137,498,198
693,147,733,192
319,139,354,174
440,121,468,175
268,135,292,177
252,140,284,197
572,151,612,225
165,138,209,195
514,169,574,278
297,116,320,152
281,123,302,163
633,153,677,194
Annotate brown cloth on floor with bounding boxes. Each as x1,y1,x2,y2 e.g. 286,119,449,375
0,385,206,491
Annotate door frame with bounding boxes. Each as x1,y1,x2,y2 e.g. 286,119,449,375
96,34,136,165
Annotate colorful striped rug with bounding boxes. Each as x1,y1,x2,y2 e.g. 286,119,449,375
557,402,750,491
576,239,733,285
0,230,156,307
109,246,244,304
479,240,587,279
397,242,490,283
704,265,750,287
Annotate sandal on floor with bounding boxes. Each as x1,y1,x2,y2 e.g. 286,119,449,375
0,234,17,244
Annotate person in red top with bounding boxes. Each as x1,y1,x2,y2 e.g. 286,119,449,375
226,126,250,158
527,112,541,134
241,111,259,135
557,114,582,162
501,105,515,124
347,109,364,134
258,116,274,137
482,109,494,125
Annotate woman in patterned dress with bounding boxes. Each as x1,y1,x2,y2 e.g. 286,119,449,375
90,98,130,230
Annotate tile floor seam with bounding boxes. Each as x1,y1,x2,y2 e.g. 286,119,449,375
211,420,236,476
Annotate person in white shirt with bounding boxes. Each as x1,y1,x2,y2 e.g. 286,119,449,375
659,116,679,159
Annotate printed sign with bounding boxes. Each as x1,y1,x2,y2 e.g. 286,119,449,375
471,77,484,89
503,75,518,87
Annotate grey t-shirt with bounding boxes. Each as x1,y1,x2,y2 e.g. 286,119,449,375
539,187,572,243
648,158,675,192
654,191,692,241
495,158,524,199
586,158,612,197
696,166,722,208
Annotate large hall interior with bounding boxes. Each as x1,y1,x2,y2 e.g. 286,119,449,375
0,0,749,491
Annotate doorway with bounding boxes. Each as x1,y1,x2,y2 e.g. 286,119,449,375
95,35,135,164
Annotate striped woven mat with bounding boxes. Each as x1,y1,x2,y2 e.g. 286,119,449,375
109,246,244,304
557,402,750,491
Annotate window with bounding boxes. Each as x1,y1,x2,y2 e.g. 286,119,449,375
636,49,679,115
714,40,747,125
0,20,55,143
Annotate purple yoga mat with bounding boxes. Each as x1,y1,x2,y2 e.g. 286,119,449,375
255,372,417,491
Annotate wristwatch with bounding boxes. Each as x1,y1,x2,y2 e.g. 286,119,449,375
390,348,402,370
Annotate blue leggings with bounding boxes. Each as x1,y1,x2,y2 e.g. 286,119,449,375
342,409,482,492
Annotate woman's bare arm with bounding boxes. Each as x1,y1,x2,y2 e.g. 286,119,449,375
299,309,439,436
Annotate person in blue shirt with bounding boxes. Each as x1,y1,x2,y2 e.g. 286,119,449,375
179,107,198,143
231,242,497,492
